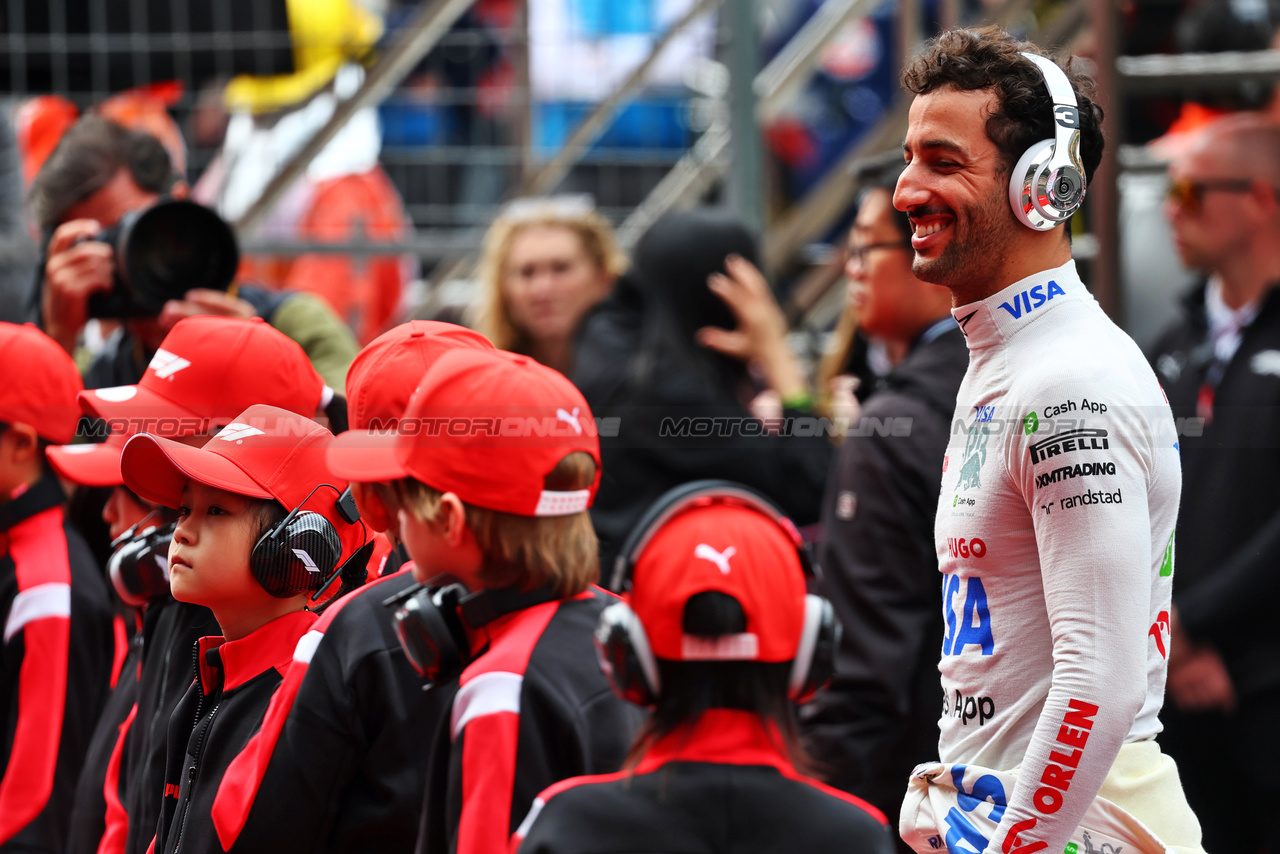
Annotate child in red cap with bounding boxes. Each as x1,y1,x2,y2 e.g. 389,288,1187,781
45,315,335,854
511,481,894,854
326,347,640,854
0,322,115,851
210,321,493,854
119,405,366,854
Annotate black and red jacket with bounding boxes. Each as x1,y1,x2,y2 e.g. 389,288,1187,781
152,609,317,854
416,585,643,854
511,709,895,854
121,597,219,854
0,475,114,852
210,566,455,854
66,626,142,854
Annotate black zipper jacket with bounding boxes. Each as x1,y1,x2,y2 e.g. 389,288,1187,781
0,475,114,852
416,586,643,854
123,597,219,854
66,627,142,854
1148,280,1280,697
210,568,455,854
153,609,316,854
512,709,895,854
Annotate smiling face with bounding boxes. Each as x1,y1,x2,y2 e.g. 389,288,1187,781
893,85,1074,305
168,480,268,610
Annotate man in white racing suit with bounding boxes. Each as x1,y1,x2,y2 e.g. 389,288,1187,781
892,27,1204,854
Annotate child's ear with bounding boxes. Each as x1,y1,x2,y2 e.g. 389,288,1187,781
439,493,468,546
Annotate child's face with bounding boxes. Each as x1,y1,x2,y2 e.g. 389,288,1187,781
168,480,264,609
103,485,155,541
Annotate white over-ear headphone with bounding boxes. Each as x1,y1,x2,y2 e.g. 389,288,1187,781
1008,52,1087,231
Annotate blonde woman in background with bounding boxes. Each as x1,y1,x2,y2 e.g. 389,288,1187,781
475,195,628,374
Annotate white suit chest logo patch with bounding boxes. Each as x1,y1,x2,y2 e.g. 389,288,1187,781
556,407,583,435
214,423,265,443
694,543,736,575
149,348,192,379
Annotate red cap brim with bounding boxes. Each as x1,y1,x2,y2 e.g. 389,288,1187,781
46,443,125,487
78,383,205,431
326,430,411,483
121,434,272,508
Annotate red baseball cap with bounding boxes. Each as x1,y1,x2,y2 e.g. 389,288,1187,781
0,322,83,444
47,431,130,487
328,349,600,517
51,316,327,487
78,316,326,432
120,405,361,560
628,503,807,663
346,320,493,431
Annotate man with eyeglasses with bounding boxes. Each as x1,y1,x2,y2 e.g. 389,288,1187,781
1147,112,1280,854
800,161,963,849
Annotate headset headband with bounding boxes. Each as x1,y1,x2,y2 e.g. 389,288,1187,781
609,480,812,593
1019,52,1085,220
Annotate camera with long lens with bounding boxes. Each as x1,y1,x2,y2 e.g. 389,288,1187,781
83,198,240,318
107,517,178,607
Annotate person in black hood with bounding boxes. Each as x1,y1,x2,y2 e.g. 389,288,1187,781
573,209,832,581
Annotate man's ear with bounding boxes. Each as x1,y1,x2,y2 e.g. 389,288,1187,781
170,180,190,200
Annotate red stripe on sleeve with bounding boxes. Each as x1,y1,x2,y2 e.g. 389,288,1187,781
109,614,128,690
0,508,72,845
98,703,138,854
458,711,522,854
211,570,410,849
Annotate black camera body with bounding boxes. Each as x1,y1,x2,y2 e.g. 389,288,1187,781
85,198,240,318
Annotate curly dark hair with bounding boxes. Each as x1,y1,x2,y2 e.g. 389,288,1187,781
901,27,1105,186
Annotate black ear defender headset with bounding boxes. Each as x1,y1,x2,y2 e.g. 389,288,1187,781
1008,52,1087,231
250,484,370,600
107,510,179,607
385,581,560,684
595,479,840,709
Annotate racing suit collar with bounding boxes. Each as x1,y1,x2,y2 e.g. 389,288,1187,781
951,259,1089,351
633,708,795,775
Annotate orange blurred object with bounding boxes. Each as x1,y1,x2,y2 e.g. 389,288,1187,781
14,95,80,187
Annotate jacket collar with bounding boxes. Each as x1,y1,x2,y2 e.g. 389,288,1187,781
196,609,317,695
634,708,796,774
951,259,1088,351
0,475,65,532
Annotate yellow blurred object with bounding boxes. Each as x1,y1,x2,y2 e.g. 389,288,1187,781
223,0,382,114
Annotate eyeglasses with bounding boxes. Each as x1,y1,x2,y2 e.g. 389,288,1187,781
844,241,912,266
1165,177,1256,215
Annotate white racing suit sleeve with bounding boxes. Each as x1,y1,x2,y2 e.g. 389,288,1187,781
986,393,1159,854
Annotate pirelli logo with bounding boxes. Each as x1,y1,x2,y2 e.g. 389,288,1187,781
1028,429,1109,465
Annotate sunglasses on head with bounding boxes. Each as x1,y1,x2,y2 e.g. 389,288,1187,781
1165,177,1255,214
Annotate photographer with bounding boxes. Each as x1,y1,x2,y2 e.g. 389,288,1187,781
31,115,358,390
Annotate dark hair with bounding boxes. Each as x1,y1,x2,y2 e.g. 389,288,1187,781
29,115,175,232
625,591,814,773
250,499,290,552
631,210,760,401
853,159,913,242
901,27,1105,190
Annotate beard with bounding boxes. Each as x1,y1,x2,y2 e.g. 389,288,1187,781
911,181,1019,290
